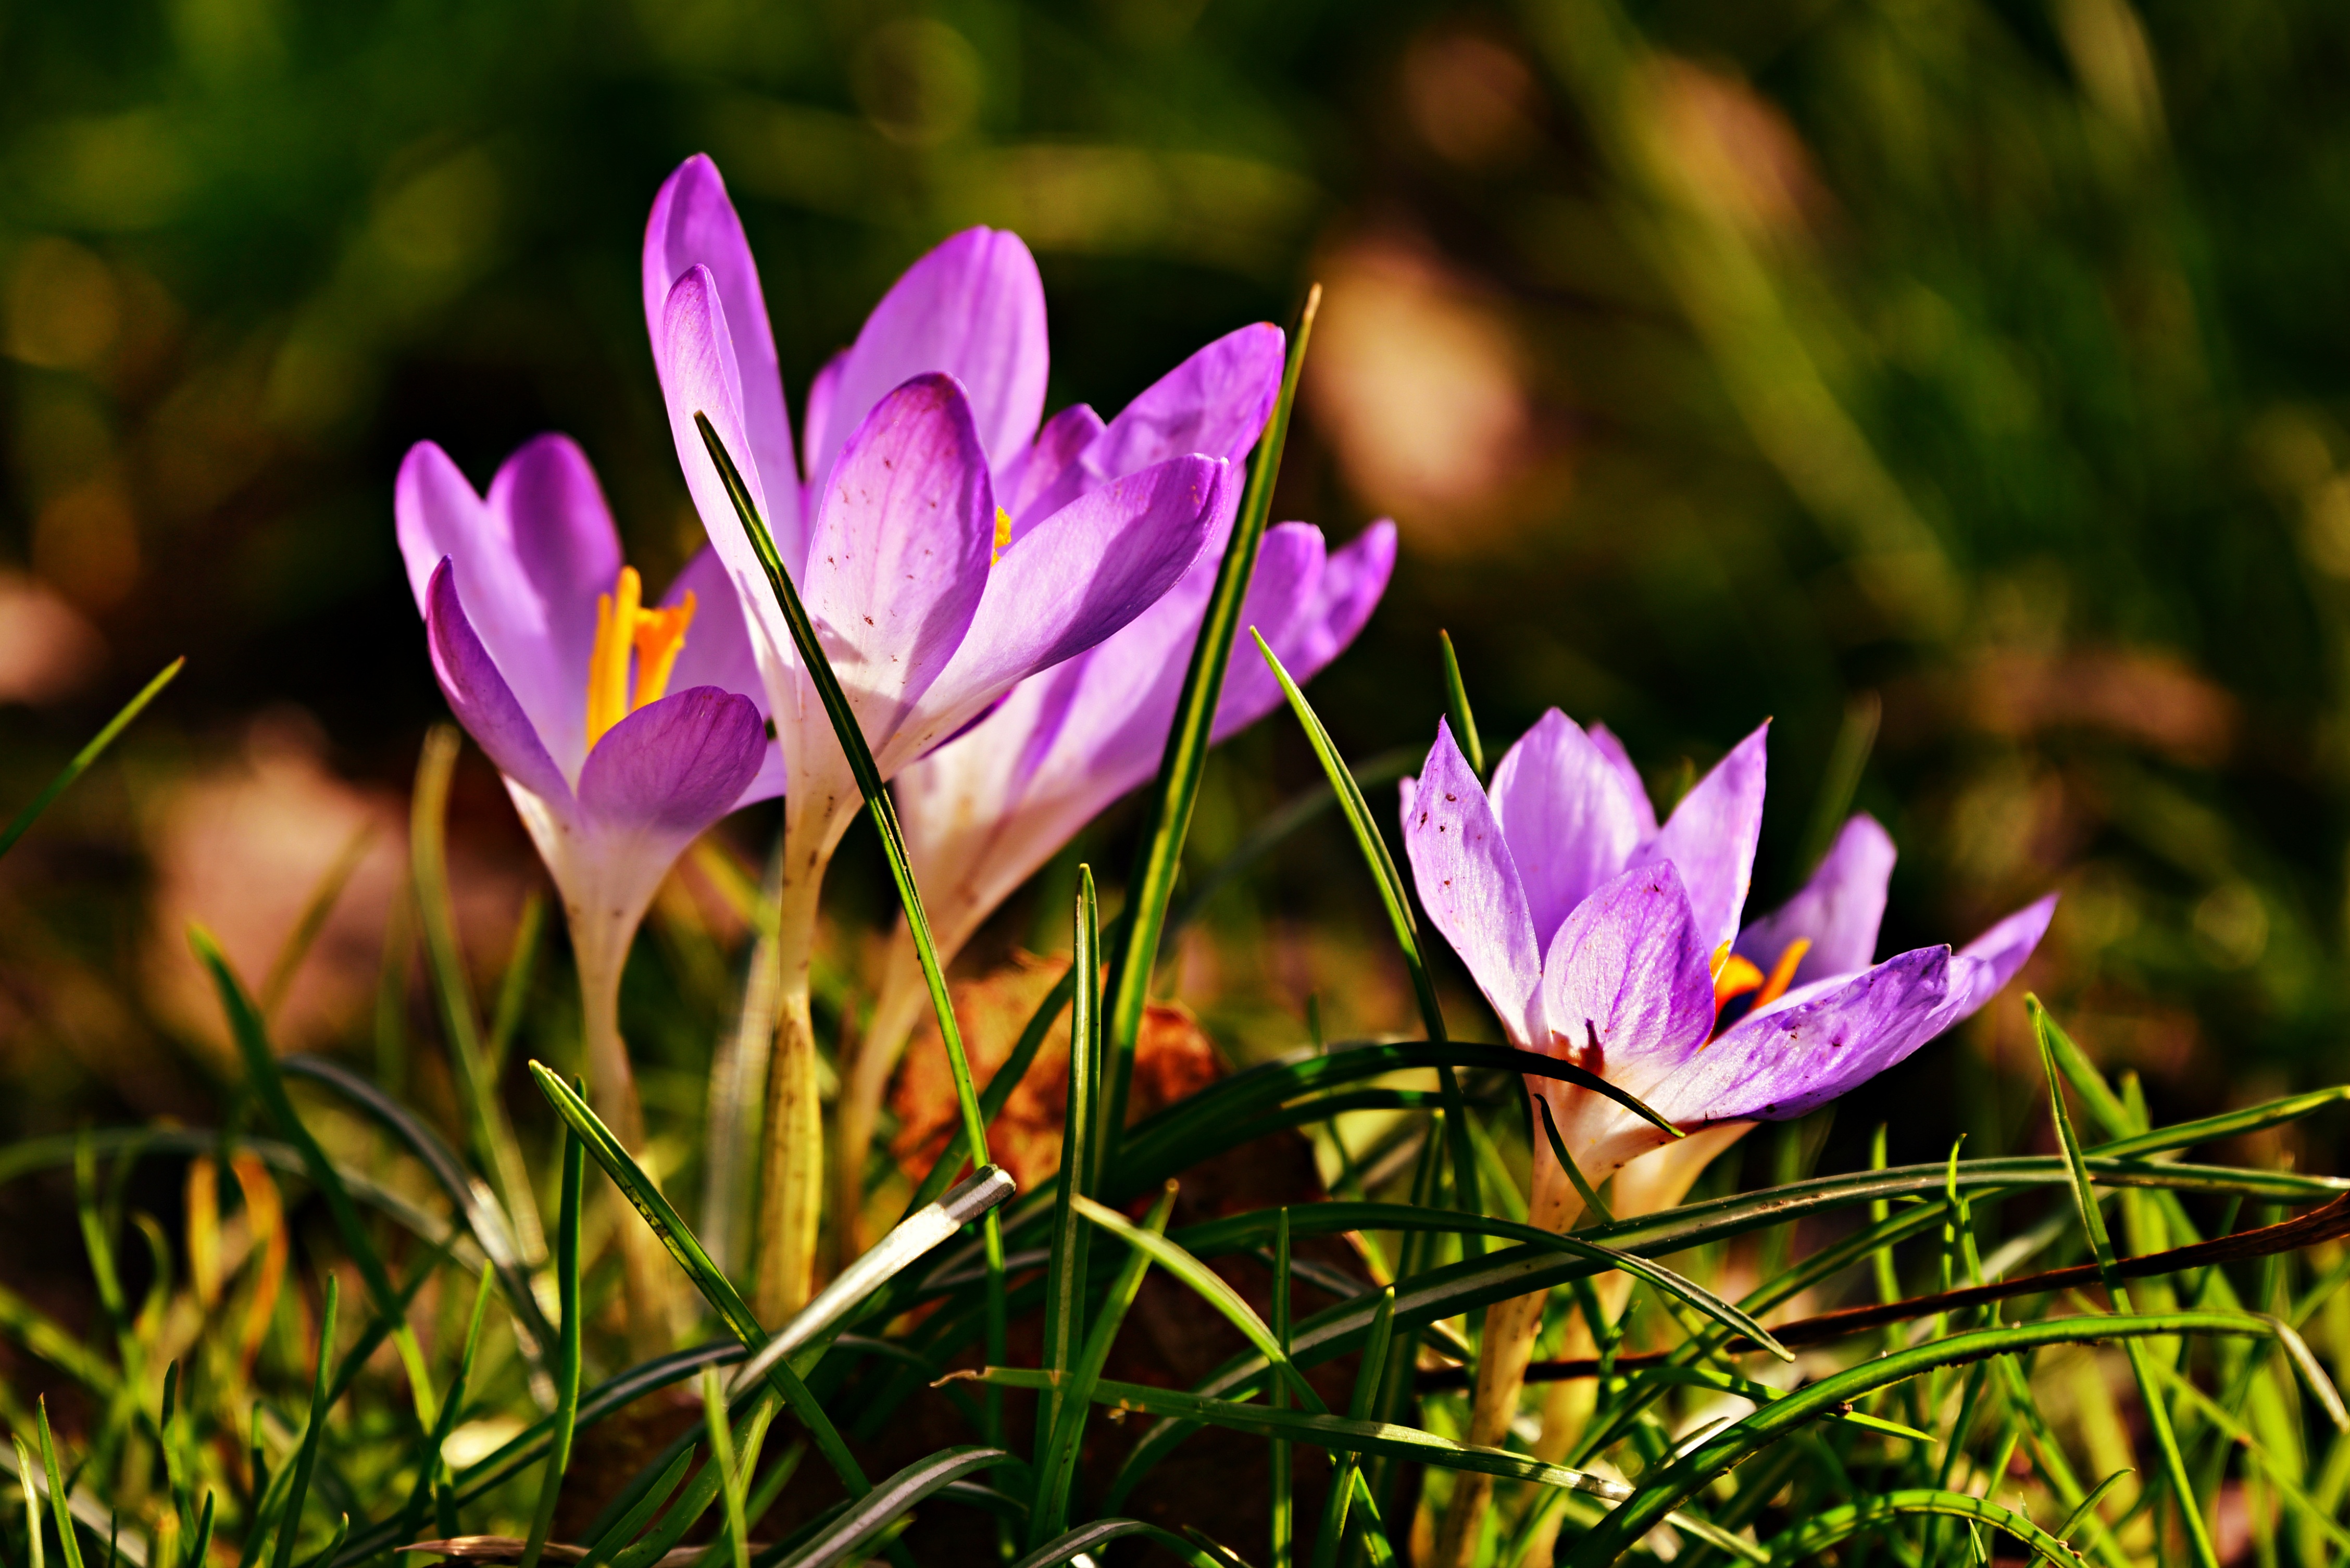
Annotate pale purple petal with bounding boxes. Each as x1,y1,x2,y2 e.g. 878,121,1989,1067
1215,519,1397,735
801,348,848,490
577,685,767,834
1210,523,1328,736
1491,710,1650,952
802,373,994,750
660,265,796,682
643,156,798,543
998,403,1106,534
1586,722,1657,837
1673,946,1954,1124
1401,719,1542,1043
1939,894,2058,1023
422,560,573,809
1536,861,1716,1072
1018,324,1284,525
896,454,1224,764
659,546,784,806
1734,814,1896,987
1631,721,1768,955
813,227,1047,488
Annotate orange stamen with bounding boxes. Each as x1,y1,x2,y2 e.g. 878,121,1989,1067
583,566,698,748
1752,937,1811,1012
1713,951,1765,1013
991,505,1012,566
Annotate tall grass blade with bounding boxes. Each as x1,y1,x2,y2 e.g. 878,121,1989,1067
14,1437,45,1568
1269,1207,1292,1568
411,725,546,1266
0,657,182,859
483,890,544,1078
1008,1520,1234,1568
1755,1488,2084,1567
1309,1286,1394,1568
268,1277,337,1568
699,1369,751,1568
36,1400,88,1568
1101,286,1320,1144
2030,996,2219,1568
1034,866,1100,1489
518,1122,585,1568
1168,751,1419,935
771,1448,1015,1568
1436,631,1484,777
525,1063,867,1497
391,1266,495,1557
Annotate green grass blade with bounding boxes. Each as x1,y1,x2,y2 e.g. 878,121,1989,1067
2055,1471,2132,1544
1167,751,1419,936
771,1448,1015,1568
517,1122,585,1568
1009,1520,1233,1568
1755,1488,2083,1567
1031,868,1099,1527
1308,1285,1394,1568
692,412,991,1185
1032,1182,1178,1540
184,1495,214,1568
525,1062,868,1498
391,1265,494,1556
14,1438,45,1568
0,657,182,859
1101,286,1320,1145
483,890,544,1078
700,1370,751,1568
1436,631,1484,777
412,725,546,1268
2031,996,2219,1568
36,1400,88,1568
1269,1208,1292,1568
1072,1193,1323,1409
1249,629,1481,1225
574,1446,693,1568
1536,1096,1614,1225
268,1277,337,1568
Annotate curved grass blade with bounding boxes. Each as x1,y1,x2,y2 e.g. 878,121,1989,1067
525,1063,867,1498
413,725,546,1268
2031,996,2219,1568
1031,1183,1178,1543
12,1438,45,1568
575,1446,693,1568
36,1400,89,1568
1034,868,1099,1496
2139,1351,2350,1554
1168,750,1420,937
518,1124,585,1568
1009,1520,1234,1568
728,1165,1015,1396
0,657,182,859
281,1054,551,1356
606,1400,778,1568
1250,629,1480,1225
1308,1286,1394,1568
700,1370,750,1568
1557,1311,2269,1566
772,1448,1015,1568
390,1266,495,1558
1756,1489,2084,1567
1102,286,1319,1146
269,1278,338,1568
1436,631,1483,776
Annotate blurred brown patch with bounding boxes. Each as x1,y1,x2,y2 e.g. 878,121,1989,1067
1889,645,2238,766
888,952,1222,1188
0,570,104,705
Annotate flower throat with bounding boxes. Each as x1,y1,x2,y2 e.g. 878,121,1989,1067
585,566,696,746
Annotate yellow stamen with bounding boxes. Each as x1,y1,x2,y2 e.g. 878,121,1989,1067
583,566,699,748
991,505,1012,565
1712,951,1765,1013
1752,937,1810,1012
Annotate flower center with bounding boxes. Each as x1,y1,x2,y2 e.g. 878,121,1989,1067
1709,937,1811,1034
991,505,1011,565
584,565,697,748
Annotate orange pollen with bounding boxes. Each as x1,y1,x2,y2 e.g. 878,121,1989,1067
991,505,1012,566
584,565,698,748
1712,951,1765,1013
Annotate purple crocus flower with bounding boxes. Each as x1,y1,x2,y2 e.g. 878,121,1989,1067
1403,710,2054,1182
396,434,779,1347
641,154,1241,1313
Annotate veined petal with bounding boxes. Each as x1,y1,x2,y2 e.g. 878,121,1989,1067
997,403,1105,533
577,686,767,833
1631,721,1768,954
397,438,620,776
1735,813,1896,988
1940,893,2058,1024
422,559,573,810
660,546,784,806
1536,861,1716,1075
1491,710,1650,951
1402,719,1542,1043
643,156,799,546
894,453,1224,767
812,227,1047,488
1586,721,1658,837
802,373,994,754
1214,520,1397,738
1664,946,1953,1125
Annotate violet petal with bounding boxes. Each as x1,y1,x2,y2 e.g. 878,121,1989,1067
422,559,574,809
1586,721,1658,837
1491,709,1650,952
1536,861,1717,1075
1631,721,1768,954
1401,719,1542,1042
1734,813,1896,987
577,685,768,833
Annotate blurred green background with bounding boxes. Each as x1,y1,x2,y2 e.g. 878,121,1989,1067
4,0,2348,1173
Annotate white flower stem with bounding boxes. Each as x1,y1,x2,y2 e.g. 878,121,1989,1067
574,932,676,1359
833,920,927,1268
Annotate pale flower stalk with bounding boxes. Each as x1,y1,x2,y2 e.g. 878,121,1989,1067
1402,712,2054,1566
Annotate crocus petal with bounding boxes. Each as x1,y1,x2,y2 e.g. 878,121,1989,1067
1017,324,1283,526
397,438,621,777
997,403,1106,533
897,453,1224,766
1491,710,1650,951
1939,893,2058,1024
660,265,796,684
1209,523,1329,734
422,559,573,810
1402,719,1542,1042
802,373,994,749
1631,721,1768,954
1215,520,1398,734
643,157,799,544
1734,813,1896,987
577,685,767,834
801,348,848,490
1536,861,1716,1072
1586,722,1657,837
1672,946,1954,1124
811,227,1047,488
660,546,784,807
